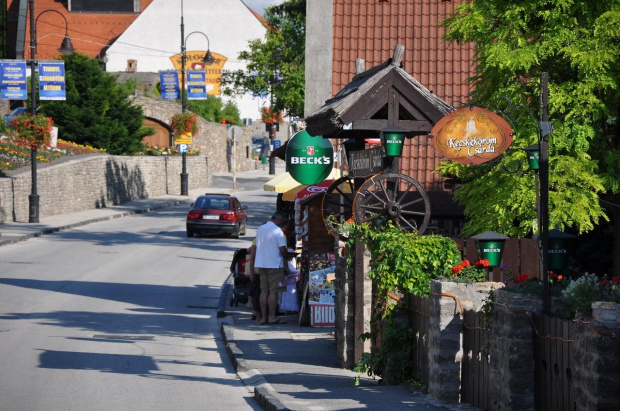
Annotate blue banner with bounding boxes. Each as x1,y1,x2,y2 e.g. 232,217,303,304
160,71,180,100
38,61,66,100
0,60,28,100
186,70,207,100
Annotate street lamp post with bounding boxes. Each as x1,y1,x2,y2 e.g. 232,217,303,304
28,0,74,222
179,0,213,195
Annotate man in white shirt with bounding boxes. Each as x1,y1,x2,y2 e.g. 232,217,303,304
255,211,293,324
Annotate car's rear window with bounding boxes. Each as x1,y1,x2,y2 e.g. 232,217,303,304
197,198,230,210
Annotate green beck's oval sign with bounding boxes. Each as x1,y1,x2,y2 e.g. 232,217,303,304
286,130,334,185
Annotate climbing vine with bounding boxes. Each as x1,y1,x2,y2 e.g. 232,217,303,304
344,221,462,384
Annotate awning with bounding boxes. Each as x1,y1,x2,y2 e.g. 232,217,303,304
263,168,343,193
282,179,334,201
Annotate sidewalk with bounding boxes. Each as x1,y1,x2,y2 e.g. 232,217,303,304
0,162,470,411
218,302,473,411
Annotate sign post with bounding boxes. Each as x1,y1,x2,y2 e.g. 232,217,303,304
228,125,243,189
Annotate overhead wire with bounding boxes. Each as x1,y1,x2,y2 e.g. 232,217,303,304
8,8,250,63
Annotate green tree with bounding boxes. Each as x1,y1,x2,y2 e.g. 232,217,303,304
187,98,240,124
437,1,620,273
221,0,305,117
37,53,153,155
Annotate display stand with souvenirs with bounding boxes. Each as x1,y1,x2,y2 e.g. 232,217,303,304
293,196,337,327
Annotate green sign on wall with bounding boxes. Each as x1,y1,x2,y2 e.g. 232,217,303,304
286,130,334,185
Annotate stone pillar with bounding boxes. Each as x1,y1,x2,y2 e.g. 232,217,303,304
489,291,541,411
428,280,503,403
334,239,372,369
334,240,355,368
573,302,620,410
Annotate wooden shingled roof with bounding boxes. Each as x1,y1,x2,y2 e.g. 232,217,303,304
305,45,454,138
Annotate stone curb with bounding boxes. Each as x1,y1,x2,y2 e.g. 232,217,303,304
220,322,289,411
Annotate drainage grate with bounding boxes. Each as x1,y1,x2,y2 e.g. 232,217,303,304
93,335,155,340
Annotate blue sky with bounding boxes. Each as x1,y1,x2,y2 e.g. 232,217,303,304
243,0,284,16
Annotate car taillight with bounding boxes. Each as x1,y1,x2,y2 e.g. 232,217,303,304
187,211,202,220
220,212,237,222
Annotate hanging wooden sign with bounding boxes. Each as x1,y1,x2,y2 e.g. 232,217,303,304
429,106,513,165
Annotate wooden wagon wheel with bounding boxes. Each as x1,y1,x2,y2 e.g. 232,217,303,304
321,175,356,241
353,173,431,234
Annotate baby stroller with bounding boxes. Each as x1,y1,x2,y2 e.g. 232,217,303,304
229,248,251,307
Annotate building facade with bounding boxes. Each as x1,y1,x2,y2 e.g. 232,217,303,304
4,0,268,120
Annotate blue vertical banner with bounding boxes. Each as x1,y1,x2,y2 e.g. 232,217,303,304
38,61,67,100
186,70,207,100
160,70,180,100
0,60,28,100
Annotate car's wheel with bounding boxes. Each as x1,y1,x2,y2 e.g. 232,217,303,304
240,221,247,236
186,230,194,238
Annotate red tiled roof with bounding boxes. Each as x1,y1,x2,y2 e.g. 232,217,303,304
10,0,153,60
332,0,477,193
333,0,474,106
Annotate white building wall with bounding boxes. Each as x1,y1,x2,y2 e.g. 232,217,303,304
105,0,268,120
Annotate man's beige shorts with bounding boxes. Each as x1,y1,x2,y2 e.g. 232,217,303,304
257,267,286,293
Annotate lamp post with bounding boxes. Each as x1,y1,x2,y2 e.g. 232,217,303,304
28,0,74,223
179,0,213,195
539,72,553,315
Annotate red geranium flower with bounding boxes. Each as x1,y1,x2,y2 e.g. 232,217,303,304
474,259,490,268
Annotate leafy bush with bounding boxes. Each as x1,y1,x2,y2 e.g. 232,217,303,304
350,221,461,304
503,271,620,319
561,273,620,318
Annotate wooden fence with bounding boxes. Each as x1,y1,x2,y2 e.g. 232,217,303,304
407,298,576,411
409,295,430,383
533,314,575,411
461,310,491,409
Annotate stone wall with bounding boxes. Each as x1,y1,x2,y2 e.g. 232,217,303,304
573,310,620,410
488,290,541,411
0,154,209,223
134,96,289,174
0,96,283,223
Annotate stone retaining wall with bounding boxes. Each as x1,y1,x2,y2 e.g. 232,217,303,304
0,154,211,223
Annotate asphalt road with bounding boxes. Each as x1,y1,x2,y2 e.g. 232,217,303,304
0,185,276,411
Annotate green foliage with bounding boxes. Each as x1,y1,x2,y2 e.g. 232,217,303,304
221,0,305,117
439,1,620,237
349,221,461,384
187,98,241,125
561,273,620,318
355,319,413,385
352,222,461,308
37,53,152,155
